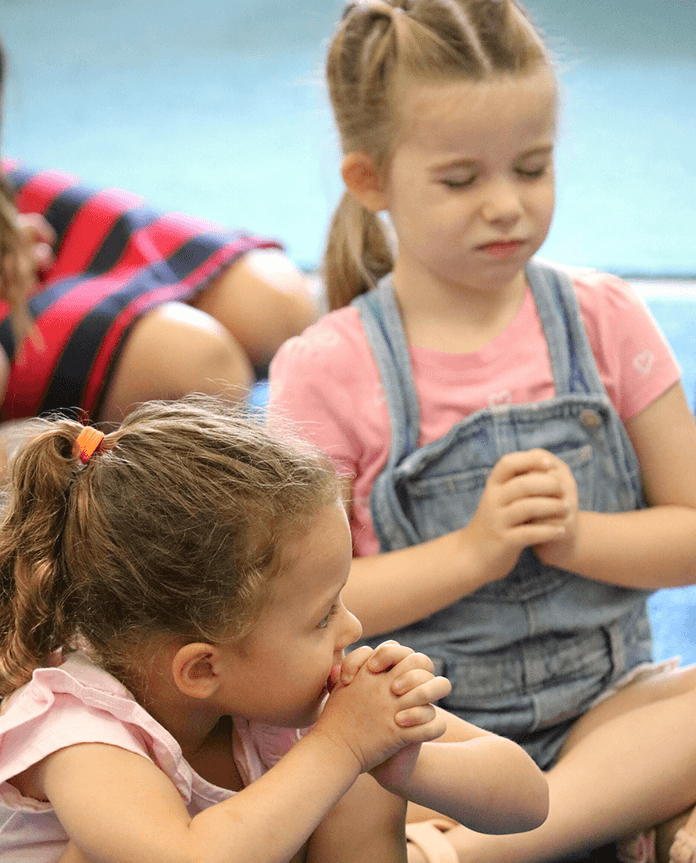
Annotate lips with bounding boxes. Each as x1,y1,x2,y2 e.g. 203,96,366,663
326,664,341,693
478,240,525,259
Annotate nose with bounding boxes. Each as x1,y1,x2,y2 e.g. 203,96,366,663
337,606,363,652
480,179,523,226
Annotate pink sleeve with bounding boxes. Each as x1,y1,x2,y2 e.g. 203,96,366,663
250,723,309,771
268,308,383,478
0,692,152,789
574,271,680,421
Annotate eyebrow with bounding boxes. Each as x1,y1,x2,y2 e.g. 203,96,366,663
311,576,349,617
432,145,554,173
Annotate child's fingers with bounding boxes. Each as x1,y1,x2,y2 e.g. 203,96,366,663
500,469,565,504
365,640,414,674
490,448,557,484
395,705,448,741
395,703,438,727
401,675,452,706
339,645,374,685
392,676,452,723
387,650,435,676
392,667,435,695
339,641,420,687
504,494,570,526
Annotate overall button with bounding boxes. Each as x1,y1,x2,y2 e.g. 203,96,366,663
580,409,601,428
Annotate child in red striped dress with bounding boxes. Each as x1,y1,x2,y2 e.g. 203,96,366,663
0,38,315,439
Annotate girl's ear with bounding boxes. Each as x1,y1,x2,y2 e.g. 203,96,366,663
171,642,223,700
342,152,388,213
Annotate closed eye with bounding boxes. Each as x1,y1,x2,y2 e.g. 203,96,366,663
318,603,341,629
516,166,549,180
441,176,476,189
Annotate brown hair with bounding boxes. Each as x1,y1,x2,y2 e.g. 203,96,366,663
0,37,34,345
324,0,551,310
0,396,341,696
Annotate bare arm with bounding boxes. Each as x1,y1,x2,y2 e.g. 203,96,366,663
535,381,696,588
43,735,362,863
377,709,549,835
349,648,549,835
38,653,447,863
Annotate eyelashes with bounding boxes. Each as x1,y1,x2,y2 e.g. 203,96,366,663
318,603,341,628
439,165,550,189
516,166,548,179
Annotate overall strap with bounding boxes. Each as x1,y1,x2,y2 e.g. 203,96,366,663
526,260,606,397
353,262,611,466
352,274,421,465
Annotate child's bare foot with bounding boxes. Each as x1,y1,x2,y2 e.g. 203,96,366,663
406,819,459,863
656,805,696,863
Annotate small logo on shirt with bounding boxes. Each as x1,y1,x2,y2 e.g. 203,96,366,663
633,350,654,375
488,390,512,407
374,383,387,408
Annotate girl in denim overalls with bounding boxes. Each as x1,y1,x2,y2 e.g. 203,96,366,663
268,1,696,862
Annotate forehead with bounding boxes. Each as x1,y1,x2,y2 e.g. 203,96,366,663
263,502,351,615
393,69,557,157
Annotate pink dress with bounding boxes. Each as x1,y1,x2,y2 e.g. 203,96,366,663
0,652,304,860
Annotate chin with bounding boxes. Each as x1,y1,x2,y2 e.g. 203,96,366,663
275,698,325,729
296,701,325,728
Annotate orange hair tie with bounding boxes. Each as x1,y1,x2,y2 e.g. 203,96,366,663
74,427,105,464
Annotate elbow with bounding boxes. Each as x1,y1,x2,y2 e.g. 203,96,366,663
530,777,551,831
508,774,549,834
481,742,550,835
500,759,549,833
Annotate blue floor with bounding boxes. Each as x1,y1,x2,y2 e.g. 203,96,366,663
635,294,696,664
2,0,695,275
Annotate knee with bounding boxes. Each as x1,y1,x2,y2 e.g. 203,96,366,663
170,317,254,399
193,249,319,364
99,303,254,424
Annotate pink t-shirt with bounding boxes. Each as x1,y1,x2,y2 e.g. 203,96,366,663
0,652,304,861
269,266,680,558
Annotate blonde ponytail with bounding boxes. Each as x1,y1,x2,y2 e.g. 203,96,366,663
323,191,394,311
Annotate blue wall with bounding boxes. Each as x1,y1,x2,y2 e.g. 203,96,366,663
2,0,695,274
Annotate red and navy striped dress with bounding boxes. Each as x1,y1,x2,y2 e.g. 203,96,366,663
0,162,281,421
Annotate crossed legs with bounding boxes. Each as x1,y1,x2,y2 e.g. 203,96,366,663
408,664,696,863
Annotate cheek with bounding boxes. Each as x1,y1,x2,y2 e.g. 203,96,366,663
526,184,554,228
543,194,556,229
539,178,556,215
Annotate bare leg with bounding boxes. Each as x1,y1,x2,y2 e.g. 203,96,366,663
308,774,407,863
408,665,696,863
99,301,253,426
192,248,317,369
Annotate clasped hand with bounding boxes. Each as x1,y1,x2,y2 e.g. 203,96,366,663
315,641,451,776
467,447,579,584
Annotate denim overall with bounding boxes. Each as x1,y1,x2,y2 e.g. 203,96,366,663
351,260,653,769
